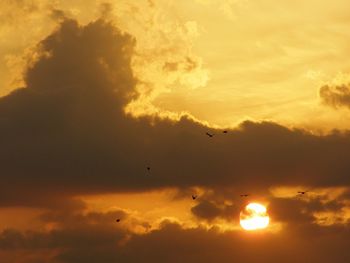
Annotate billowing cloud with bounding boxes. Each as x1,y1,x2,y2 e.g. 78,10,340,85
1,18,350,208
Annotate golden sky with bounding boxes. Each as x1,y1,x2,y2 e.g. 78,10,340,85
1,1,350,262
2,0,350,131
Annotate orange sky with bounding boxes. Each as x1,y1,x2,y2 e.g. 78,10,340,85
1,1,350,262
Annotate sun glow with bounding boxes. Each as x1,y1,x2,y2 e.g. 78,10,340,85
240,203,270,231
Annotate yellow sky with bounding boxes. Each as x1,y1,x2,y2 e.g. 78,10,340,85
2,0,350,131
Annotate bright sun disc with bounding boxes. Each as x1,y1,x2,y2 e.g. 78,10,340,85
240,203,269,231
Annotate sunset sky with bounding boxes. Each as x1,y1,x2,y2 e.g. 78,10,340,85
1,1,350,262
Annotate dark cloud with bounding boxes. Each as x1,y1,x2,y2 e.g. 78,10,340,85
189,189,349,227
269,197,320,225
1,215,349,263
0,192,86,209
192,200,225,221
0,18,140,203
320,83,350,108
50,8,67,21
189,189,242,222
0,189,349,263
121,221,350,263
0,208,129,263
1,17,350,209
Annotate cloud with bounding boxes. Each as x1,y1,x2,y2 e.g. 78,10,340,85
188,186,350,228
0,208,130,263
119,221,350,263
191,200,235,222
0,18,140,205
50,8,68,21
0,189,348,263
189,189,241,223
1,215,349,263
2,18,350,209
320,83,350,109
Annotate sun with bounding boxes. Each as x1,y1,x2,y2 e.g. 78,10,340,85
240,203,269,231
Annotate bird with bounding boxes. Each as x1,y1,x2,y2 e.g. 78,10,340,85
240,194,249,197
116,219,121,223
206,132,214,138
146,166,151,172
223,130,228,134
297,191,308,195
192,195,197,200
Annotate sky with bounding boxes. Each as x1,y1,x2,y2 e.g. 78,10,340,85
1,0,350,262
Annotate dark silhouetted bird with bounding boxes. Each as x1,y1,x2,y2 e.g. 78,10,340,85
116,219,121,223
297,191,308,195
240,194,249,197
223,130,228,134
147,166,151,172
192,195,197,200
206,132,214,138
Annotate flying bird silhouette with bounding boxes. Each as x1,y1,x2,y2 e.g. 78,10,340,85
206,132,214,138
223,130,228,134
240,194,249,197
192,195,197,200
116,219,121,223
297,191,308,195
146,166,151,172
